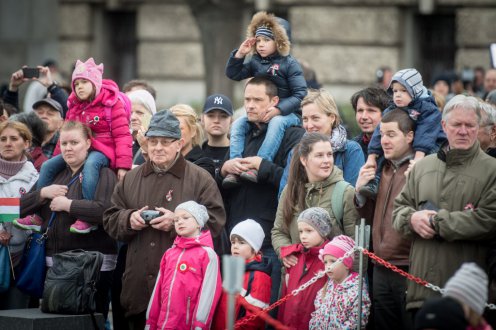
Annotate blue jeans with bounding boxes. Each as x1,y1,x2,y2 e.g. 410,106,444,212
38,151,109,200
230,114,300,161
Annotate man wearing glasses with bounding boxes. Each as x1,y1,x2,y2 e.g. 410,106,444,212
104,110,225,329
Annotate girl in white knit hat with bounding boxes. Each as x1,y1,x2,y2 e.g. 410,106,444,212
213,219,271,330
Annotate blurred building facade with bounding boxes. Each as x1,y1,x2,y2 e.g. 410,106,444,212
0,0,495,108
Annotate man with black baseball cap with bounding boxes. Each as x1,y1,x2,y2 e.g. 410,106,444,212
201,93,233,176
32,97,63,159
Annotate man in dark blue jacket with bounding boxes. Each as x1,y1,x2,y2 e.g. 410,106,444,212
221,76,304,307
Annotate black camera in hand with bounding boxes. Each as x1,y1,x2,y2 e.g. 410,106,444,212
140,210,163,223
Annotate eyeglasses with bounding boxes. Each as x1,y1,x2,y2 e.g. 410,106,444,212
147,138,178,147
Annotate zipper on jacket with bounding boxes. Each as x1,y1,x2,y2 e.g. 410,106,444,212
380,168,396,241
163,249,185,328
186,296,191,324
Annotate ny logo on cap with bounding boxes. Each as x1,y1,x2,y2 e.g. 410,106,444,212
214,96,223,105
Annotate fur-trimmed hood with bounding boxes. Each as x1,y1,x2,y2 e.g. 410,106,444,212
247,11,291,57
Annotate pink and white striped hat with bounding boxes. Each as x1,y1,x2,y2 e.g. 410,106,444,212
319,235,355,269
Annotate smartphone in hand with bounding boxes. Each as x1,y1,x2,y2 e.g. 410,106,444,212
22,67,40,79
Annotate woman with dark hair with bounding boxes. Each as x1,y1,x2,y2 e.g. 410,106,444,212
272,132,359,268
0,121,39,309
17,121,117,320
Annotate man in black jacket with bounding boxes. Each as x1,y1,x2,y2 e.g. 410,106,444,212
221,76,304,306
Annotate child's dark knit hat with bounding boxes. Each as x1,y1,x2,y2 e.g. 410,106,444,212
414,297,468,330
255,25,274,40
388,68,424,100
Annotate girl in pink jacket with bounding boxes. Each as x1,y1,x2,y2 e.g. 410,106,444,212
15,58,132,234
146,201,222,330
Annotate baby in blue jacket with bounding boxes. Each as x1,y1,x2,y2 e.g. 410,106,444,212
359,68,446,198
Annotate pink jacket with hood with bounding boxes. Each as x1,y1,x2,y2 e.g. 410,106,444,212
145,230,222,330
57,58,132,170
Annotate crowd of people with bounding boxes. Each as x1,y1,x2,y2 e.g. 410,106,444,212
1,10,496,330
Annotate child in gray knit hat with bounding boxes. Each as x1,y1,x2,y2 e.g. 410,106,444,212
277,207,332,329
174,200,209,237
442,262,490,329
359,67,446,199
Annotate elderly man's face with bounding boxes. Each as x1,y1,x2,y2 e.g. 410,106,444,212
442,107,479,150
34,105,62,133
147,137,183,168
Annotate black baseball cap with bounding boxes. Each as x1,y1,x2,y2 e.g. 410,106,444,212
202,94,233,116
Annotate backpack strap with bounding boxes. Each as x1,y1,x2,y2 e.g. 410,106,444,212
331,180,350,232
104,92,131,131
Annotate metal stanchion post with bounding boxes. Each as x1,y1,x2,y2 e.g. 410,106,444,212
222,255,245,330
355,218,369,329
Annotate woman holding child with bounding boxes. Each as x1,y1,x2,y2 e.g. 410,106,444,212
19,121,117,318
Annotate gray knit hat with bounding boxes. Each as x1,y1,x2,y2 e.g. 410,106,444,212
388,68,424,100
297,207,332,238
443,262,488,315
175,201,209,228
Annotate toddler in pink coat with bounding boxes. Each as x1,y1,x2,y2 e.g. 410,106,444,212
146,201,222,330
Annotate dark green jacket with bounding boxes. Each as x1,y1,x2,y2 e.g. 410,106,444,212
393,141,496,310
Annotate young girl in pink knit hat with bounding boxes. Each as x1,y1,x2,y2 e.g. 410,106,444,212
309,235,371,330
15,58,132,234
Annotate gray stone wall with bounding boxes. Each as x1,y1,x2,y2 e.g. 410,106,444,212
2,0,495,111
289,6,400,103
136,3,205,108
455,8,496,70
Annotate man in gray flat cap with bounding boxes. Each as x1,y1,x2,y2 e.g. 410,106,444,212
103,110,225,329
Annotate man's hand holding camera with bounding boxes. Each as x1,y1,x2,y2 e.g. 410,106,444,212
130,206,175,232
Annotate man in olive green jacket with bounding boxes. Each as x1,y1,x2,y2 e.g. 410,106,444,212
393,95,496,313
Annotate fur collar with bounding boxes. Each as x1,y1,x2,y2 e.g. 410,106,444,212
247,11,291,57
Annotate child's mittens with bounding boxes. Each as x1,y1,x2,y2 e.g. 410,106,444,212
262,106,281,123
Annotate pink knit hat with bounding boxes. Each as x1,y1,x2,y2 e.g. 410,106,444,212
72,58,104,96
319,235,355,269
